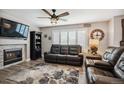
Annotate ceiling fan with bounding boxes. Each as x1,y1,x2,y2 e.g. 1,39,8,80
37,9,70,24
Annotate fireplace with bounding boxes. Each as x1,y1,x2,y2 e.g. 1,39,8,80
4,48,22,66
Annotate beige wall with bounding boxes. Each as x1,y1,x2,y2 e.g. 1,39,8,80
40,21,109,55
108,15,124,47
108,18,114,46
0,10,40,61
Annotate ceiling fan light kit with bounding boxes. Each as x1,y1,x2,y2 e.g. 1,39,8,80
51,18,58,24
38,9,69,25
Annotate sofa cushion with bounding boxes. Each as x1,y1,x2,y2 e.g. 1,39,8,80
87,67,114,83
93,75,124,84
114,53,124,79
44,53,58,59
67,55,82,62
56,54,67,63
69,45,81,55
50,44,60,54
87,67,114,77
119,61,124,71
102,47,117,61
87,67,114,84
57,54,67,60
85,59,114,71
108,47,124,66
60,45,69,55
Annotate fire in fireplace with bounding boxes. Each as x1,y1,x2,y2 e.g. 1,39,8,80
4,48,22,66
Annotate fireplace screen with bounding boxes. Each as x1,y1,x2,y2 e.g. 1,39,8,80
4,48,22,66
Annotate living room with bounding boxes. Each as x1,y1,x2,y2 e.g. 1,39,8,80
0,9,124,84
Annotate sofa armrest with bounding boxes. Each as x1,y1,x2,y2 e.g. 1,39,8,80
94,60,113,70
44,51,50,54
94,61,111,66
44,52,51,57
93,75,124,84
78,53,83,57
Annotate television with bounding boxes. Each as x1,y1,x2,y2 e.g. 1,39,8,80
0,18,29,39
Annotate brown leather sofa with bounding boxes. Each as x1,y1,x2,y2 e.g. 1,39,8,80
44,44,83,66
85,47,124,84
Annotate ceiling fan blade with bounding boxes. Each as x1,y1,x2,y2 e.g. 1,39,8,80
42,9,52,16
59,18,67,22
57,12,69,17
37,17,51,19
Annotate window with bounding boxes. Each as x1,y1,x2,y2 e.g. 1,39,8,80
52,29,88,49
77,31,87,49
69,31,76,45
52,31,60,44
60,32,68,44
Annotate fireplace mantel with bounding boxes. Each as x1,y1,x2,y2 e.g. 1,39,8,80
0,38,28,45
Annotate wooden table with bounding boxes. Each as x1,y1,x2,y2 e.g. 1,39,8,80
79,52,102,60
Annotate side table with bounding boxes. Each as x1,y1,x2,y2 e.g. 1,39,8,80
79,52,102,60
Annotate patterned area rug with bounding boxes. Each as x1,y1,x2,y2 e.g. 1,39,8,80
6,63,80,84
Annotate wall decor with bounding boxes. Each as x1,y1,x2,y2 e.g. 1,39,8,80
48,36,52,40
44,34,47,38
90,29,104,41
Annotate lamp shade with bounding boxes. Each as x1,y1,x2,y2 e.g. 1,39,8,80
89,39,99,48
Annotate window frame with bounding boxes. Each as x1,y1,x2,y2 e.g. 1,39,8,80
52,28,88,49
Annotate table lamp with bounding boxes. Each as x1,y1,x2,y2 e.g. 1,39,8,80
89,39,99,55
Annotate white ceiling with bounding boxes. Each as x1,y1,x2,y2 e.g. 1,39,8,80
1,9,124,27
